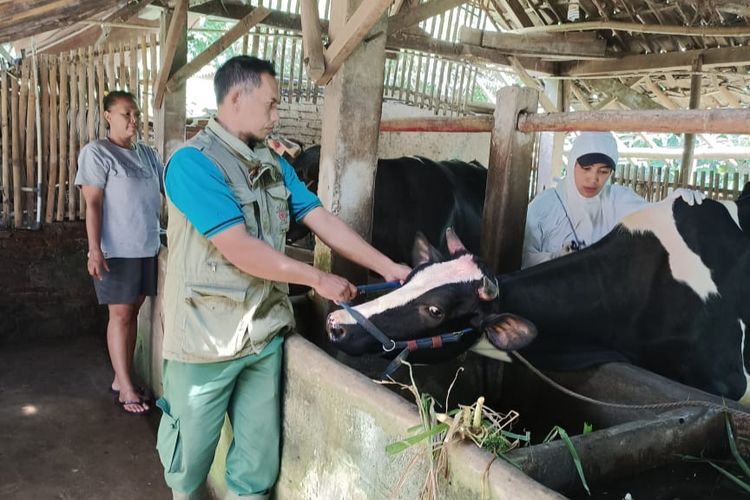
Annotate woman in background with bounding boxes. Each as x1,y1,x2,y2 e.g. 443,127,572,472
75,91,163,415
523,131,703,269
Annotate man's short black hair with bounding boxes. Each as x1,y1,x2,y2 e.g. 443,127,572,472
214,56,276,104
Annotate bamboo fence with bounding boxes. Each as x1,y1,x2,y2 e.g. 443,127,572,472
0,35,159,229
612,164,749,202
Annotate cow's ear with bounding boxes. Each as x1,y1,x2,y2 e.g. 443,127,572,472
446,227,467,256
481,313,537,351
412,232,442,266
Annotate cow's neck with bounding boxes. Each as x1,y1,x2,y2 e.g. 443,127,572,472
494,233,647,332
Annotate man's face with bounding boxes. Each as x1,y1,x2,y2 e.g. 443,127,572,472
235,72,280,142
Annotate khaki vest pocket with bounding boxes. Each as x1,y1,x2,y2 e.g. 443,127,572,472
266,184,291,232
182,283,253,359
156,398,183,473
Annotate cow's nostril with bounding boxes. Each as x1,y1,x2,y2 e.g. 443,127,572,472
326,316,347,341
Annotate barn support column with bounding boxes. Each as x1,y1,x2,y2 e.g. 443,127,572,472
313,0,387,284
154,4,187,161
481,87,539,275
680,55,703,187
536,79,568,193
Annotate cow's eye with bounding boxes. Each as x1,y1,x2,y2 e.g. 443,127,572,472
427,305,444,319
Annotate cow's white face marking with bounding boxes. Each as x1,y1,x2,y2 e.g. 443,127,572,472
329,254,485,325
720,200,742,230
621,200,719,301
739,320,750,405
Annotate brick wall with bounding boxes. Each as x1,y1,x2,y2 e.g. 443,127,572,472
0,222,107,344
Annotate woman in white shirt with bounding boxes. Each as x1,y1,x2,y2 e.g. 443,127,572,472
522,131,703,269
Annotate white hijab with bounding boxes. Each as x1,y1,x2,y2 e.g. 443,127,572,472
555,132,643,247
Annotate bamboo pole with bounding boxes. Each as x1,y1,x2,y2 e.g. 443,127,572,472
68,55,78,220
10,72,20,227
140,34,149,143
1,70,8,227
97,51,106,138
18,60,28,169
119,41,127,91
46,60,58,224
25,58,36,223
87,47,96,144
149,33,157,143
129,40,138,96
57,54,68,222
78,48,87,219
107,43,116,90
39,56,50,219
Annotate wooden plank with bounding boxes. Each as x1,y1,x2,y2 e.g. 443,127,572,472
149,32,158,143
78,48,88,221
57,55,68,222
46,60,59,223
319,0,392,84
387,0,467,36
68,55,78,220
380,115,493,132
459,26,607,59
39,56,50,218
1,70,8,226
482,86,539,274
301,0,325,81
153,0,189,108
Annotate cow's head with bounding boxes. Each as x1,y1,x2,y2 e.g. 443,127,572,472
326,229,537,362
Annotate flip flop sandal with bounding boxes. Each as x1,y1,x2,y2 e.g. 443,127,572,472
115,398,151,416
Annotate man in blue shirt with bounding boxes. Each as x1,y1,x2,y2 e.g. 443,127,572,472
156,56,410,500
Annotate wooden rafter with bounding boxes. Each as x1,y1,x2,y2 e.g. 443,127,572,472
319,0,392,84
386,31,555,74
562,45,750,76
0,0,126,45
387,0,467,36
153,0,188,108
165,7,271,94
300,0,326,82
460,26,607,59
586,79,664,111
510,20,750,37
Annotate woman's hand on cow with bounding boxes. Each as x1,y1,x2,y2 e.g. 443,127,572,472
87,248,109,281
314,272,358,303
382,262,412,284
671,188,705,206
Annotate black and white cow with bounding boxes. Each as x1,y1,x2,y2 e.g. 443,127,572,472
289,145,487,264
326,183,750,401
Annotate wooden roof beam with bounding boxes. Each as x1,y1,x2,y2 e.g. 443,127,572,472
301,0,325,82
165,7,270,94
153,0,188,108
459,26,607,60
387,0,467,36
318,0,392,85
508,20,750,37
562,45,750,76
386,31,555,75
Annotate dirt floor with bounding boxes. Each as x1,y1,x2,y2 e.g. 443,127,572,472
0,334,171,500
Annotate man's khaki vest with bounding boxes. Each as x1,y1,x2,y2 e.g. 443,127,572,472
162,119,295,362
